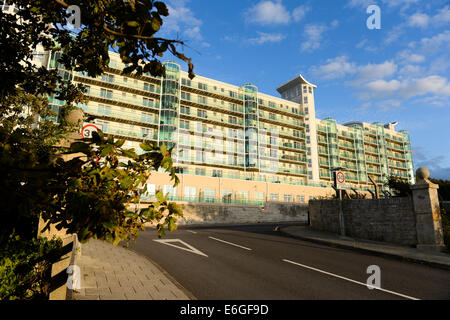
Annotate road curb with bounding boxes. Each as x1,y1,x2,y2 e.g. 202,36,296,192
279,228,450,271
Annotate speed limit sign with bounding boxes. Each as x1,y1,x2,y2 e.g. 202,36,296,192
81,123,102,139
334,171,346,190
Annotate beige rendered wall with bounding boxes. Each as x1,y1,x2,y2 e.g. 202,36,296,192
146,171,335,202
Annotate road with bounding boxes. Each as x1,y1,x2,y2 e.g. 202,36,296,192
128,223,450,300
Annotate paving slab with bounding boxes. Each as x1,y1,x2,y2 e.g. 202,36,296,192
70,239,194,300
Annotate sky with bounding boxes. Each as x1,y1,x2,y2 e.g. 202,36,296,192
157,0,450,180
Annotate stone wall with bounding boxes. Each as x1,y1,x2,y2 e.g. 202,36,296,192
177,201,308,225
309,197,417,245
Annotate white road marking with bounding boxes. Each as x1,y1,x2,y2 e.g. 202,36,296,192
186,230,197,234
282,259,420,300
153,239,208,257
209,237,252,251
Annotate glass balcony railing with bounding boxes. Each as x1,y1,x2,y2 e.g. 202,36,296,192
81,104,158,125
76,71,161,94
84,87,159,110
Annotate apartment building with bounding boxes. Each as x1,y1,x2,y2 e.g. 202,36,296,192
45,50,414,204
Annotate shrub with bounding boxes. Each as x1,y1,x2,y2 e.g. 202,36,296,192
0,235,62,300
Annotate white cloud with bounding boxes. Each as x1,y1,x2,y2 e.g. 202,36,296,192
408,6,450,29
397,50,425,64
300,20,339,52
301,24,327,52
310,56,356,80
361,75,450,100
348,0,418,9
408,12,430,28
247,32,285,45
245,1,312,25
353,61,398,85
161,0,204,42
292,5,311,22
245,0,291,25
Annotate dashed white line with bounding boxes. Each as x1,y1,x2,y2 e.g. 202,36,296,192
186,230,197,234
208,236,252,251
282,259,420,300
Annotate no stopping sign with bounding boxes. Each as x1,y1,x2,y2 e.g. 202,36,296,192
335,171,346,189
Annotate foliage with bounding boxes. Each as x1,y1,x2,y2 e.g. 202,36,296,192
41,132,182,244
0,235,62,300
385,176,412,197
0,0,193,245
429,178,450,201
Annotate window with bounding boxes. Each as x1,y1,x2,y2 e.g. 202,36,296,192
143,97,153,107
181,92,191,100
100,88,113,99
97,104,111,115
184,186,197,200
143,83,155,92
180,120,190,130
284,194,292,202
182,78,191,86
237,191,249,201
197,109,207,118
222,189,233,203
142,184,156,199
198,83,208,90
195,167,206,176
101,74,114,82
163,185,177,199
303,96,308,104
212,169,223,177
229,116,237,124
255,192,265,202
203,188,215,202
180,106,190,115
296,195,305,203
270,193,279,201
309,87,312,94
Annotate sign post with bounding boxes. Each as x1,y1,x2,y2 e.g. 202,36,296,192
332,169,346,237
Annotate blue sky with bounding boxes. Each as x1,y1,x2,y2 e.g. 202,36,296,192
158,0,450,180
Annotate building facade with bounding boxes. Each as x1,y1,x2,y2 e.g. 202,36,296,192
45,51,414,204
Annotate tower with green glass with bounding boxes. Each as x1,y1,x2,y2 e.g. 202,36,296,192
242,84,259,170
159,61,181,155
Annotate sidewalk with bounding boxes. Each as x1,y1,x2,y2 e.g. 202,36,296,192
280,226,450,269
70,239,194,300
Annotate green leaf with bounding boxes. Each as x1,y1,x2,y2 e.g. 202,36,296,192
126,21,139,28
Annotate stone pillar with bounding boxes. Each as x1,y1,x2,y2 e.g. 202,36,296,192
411,167,445,252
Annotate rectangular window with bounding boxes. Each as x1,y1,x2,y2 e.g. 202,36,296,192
198,83,208,90
222,189,233,203
228,116,237,124
212,169,223,177
181,92,191,101
180,106,190,115
142,184,156,200
180,119,190,130
296,195,305,203
203,188,215,202
197,109,207,118
100,88,113,99
143,82,155,92
163,185,177,200
143,97,153,107
237,191,249,201
270,193,279,201
284,194,292,202
97,104,111,115
195,167,206,176
255,192,265,202
184,186,197,200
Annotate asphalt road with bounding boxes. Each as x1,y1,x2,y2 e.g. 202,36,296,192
128,223,450,300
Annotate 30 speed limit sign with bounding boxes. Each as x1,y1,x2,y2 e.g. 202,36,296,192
334,171,346,190
81,123,102,139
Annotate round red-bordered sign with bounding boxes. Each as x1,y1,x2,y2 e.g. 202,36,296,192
81,124,99,139
337,171,345,183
